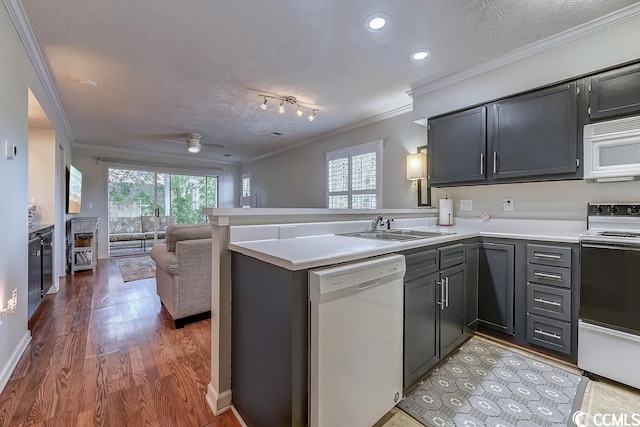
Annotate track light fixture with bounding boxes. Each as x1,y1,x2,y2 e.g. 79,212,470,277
258,93,318,121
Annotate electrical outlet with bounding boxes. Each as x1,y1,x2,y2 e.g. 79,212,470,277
279,226,296,239
504,197,514,211
460,199,472,211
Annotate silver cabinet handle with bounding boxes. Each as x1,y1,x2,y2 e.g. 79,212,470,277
533,252,562,260
493,151,497,174
437,279,446,311
445,277,449,308
480,153,484,176
534,329,562,340
534,271,563,281
534,297,561,307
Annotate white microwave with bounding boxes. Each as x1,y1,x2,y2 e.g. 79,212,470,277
584,115,640,182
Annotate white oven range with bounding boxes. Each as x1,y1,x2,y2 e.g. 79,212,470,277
579,203,640,389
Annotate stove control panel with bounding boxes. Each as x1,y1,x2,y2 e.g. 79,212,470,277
588,203,640,216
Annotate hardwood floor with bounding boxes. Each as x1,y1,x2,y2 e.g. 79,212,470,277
0,258,241,427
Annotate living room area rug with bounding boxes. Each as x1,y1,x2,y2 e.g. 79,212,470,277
115,255,156,282
399,336,587,427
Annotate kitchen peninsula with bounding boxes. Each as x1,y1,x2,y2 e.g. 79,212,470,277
204,208,586,426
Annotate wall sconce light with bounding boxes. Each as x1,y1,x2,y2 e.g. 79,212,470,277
258,94,319,121
406,152,427,180
0,289,18,326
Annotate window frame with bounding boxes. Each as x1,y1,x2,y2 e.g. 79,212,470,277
325,140,383,209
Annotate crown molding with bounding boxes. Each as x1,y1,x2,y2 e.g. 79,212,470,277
3,0,74,144
407,3,640,99
241,103,413,165
74,142,239,167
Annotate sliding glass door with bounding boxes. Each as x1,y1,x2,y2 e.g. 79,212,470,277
108,168,217,256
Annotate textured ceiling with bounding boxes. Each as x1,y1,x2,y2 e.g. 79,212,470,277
20,0,640,163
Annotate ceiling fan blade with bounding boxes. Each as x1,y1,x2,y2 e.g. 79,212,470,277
164,138,184,144
201,142,226,148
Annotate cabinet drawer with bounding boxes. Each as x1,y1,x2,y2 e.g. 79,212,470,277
526,263,571,288
405,249,438,281
527,314,571,355
527,284,571,321
439,244,465,269
527,244,571,268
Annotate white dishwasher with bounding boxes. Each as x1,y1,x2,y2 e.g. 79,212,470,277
309,254,405,427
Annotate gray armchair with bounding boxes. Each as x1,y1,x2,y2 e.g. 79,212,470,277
150,224,212,327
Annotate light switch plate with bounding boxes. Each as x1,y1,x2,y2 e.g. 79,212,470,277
460,199,472,211
4,141,17,159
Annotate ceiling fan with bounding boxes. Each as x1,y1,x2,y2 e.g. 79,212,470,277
164,133,226,154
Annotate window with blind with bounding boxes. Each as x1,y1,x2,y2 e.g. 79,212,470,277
240,172,252,208
326,141,382,209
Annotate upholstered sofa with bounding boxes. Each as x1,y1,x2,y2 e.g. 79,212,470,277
149,223,212,327
108,216,172,249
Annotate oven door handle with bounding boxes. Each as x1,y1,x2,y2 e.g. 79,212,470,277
581,243,640,252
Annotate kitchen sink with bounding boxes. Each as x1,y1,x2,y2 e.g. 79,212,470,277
337,229,455,241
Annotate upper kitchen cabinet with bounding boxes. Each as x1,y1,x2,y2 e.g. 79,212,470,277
428,82,581,187
588,62,640,121
488,82,579,180
428,106,487,186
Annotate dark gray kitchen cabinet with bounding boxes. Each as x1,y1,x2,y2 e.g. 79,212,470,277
439,263,465,357
28,237,42,319
464,242,480,330
428,106,487,185
589,62,640,120
478,242,515,335
403,271,438,387
402,244,467,389
488,82,579,180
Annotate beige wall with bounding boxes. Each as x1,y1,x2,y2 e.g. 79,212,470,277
240,111,428,209
431,180,640,221
28,128,56,224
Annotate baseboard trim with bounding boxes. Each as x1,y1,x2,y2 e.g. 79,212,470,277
205,383,232,415
0,331,31,393
231,405,249,427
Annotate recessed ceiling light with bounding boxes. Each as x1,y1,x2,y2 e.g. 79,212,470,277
79,78,99,87
411,49,432,61
364,12,390,32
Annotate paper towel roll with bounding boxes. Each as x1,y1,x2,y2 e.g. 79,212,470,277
439,198,453,226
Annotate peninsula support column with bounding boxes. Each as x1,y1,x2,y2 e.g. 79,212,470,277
206,215,232,414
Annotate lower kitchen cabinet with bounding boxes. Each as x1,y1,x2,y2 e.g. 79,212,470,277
439,263,465,356
478,242,515,335
402,243,469,389
404,271,438,387
464,242,480,330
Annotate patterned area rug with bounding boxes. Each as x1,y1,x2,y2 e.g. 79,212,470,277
399,337,587,427
115,255,156,282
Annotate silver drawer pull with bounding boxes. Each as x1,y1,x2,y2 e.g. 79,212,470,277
534,297,561,307
534,271,563,280
533,252,562,260
535,329,561,340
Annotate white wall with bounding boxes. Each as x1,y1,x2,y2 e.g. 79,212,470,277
240,112,428,209
433,180,640,221
28,128,56,224
72,146,240,258
0,3,73,393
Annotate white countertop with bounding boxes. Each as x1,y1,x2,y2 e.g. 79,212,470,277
228,218,586,271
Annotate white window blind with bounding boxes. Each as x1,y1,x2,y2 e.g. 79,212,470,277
326,141,382,209
241,172,252,208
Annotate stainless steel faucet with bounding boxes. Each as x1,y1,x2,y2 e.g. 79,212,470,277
371,214,385,231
